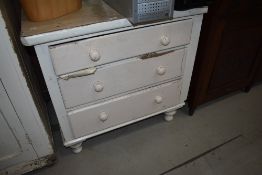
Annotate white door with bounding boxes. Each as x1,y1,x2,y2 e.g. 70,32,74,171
0,79,37,171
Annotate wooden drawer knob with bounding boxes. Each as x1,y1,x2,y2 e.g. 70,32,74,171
89,49,101,62
154,96,163,104
99,112,108,122
160,36,170,46
156,66,166,75
94,82,104,92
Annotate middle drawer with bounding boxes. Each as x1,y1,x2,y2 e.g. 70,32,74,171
58,48,185,108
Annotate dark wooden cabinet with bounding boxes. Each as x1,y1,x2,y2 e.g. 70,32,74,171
188,0,262,115
254,48,262,83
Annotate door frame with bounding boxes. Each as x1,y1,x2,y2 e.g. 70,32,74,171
0,8,54,174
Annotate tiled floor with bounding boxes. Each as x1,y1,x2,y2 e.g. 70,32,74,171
28,84,262,175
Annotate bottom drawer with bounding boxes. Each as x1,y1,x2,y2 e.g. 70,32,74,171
68,80,181,138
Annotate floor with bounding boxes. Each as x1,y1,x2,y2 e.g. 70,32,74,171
28,85,262,175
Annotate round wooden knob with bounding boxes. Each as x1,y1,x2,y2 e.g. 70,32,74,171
89,49,101,62
154,96,163,104
94,82,104,92
160,36,170,46
156,66,166,75
99,112,108,122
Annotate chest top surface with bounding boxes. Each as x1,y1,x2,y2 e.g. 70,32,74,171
20,0,207,46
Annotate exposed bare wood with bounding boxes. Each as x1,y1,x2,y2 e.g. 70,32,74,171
21,0,124,37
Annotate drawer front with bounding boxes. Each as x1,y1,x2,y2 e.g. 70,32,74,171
50,19,193,75
68,80,181,138
59,49,185,108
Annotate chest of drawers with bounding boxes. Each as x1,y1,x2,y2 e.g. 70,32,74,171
21,1,207,153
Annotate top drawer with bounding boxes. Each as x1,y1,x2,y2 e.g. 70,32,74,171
49,19,193,75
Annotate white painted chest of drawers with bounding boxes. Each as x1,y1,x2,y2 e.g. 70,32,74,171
21,1,207,153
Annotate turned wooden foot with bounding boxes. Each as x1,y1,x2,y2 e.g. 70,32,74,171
164,110,177,122
70,142,83,154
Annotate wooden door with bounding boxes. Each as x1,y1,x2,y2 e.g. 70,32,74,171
0,80,37,171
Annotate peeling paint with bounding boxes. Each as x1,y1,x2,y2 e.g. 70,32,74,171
1,154,56,175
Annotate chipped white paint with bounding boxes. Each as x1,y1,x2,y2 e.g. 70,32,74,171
21,8,207,46
58,49,185,108
0,11,53,174
49,19,192,75
68,81,181,138
21,19,132,46
24,8,207,153
180,14,204,102
67,103,185,148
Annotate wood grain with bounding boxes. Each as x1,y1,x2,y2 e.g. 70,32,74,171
21,0,124,37
20,0,82,22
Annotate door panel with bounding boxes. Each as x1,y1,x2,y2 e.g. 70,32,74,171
0,111,21,161
208,27,262,91
0,80,37,170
